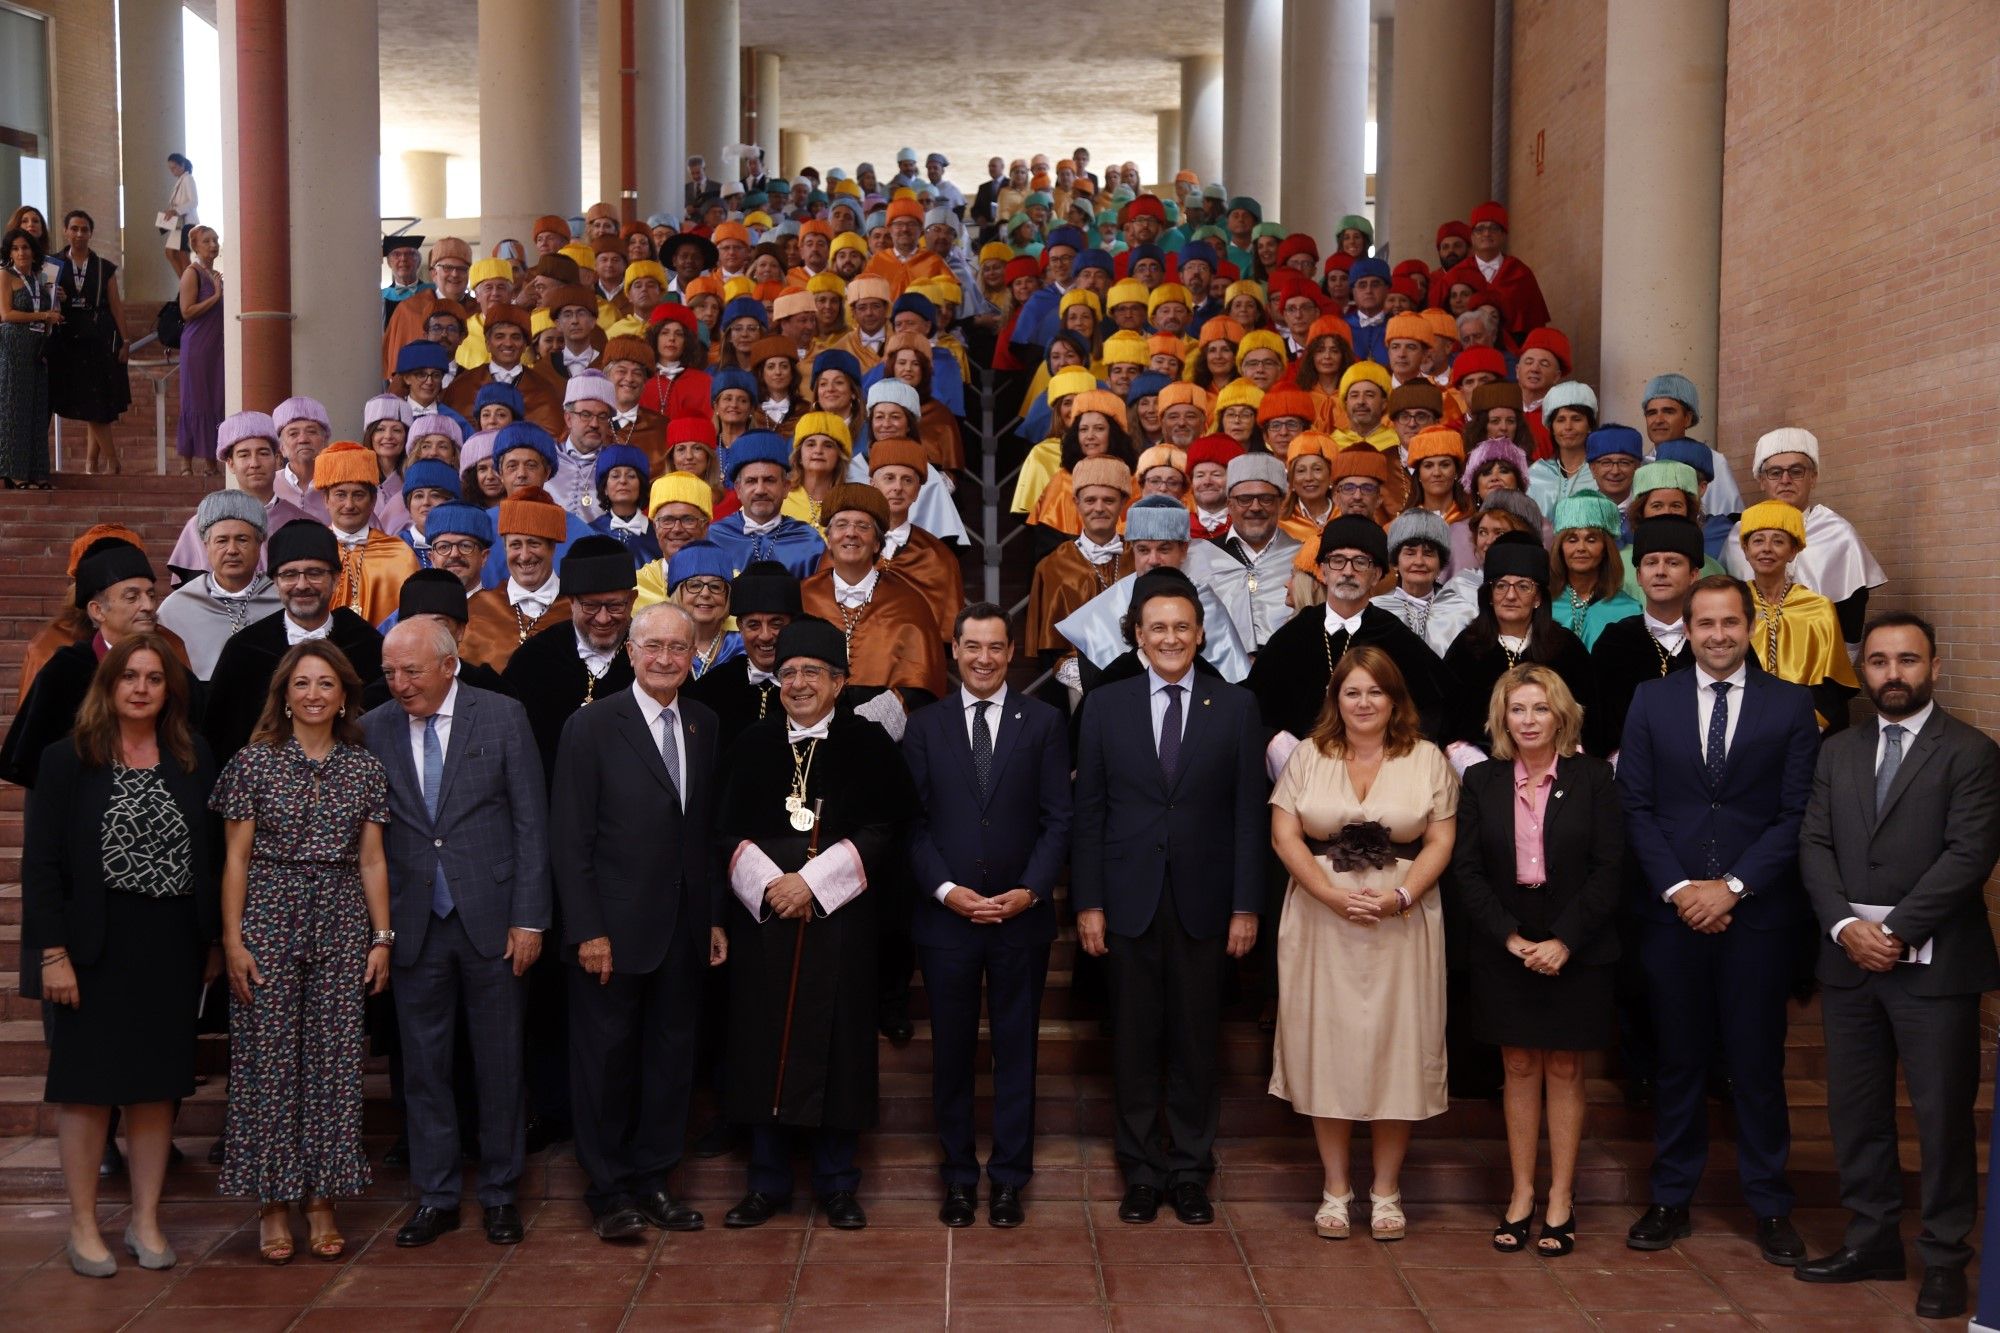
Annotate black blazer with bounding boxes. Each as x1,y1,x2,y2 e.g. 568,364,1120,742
20,736,221,999
549,686,720,974
903,690,1072,949
1072,671,1267,940
1446,753,1623,965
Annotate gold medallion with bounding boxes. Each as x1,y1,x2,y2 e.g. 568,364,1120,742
789,806,817,832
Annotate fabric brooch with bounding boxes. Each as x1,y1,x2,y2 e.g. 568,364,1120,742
1323,820,1398,872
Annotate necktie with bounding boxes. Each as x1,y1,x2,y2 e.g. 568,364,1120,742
658,709,682,803
1158,683,1184,785
1875,723,1905,812
1704,681,1732,788
423,715,453,917
971,700,994,799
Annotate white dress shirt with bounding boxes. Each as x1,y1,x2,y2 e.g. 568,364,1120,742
1831,702,1939,945
407,680,458,798
933,684,1011,902
1076,533,1123,564
608,511,648,536
487,362,524,385
630,683,686,808
1146,665,1194,749
1476,254,1503,282
1663,659,1751,902
1644,613,1686,658
562,347,599,373
507,575,560,617
283,614,334,646
741,513,783,536
332,525,370,548
786,710,833,743
832,567,880,608
1322,605,1364,638
882,522,913,561
575,626,617,678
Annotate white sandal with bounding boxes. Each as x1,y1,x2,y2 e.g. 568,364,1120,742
1369,1190,1406,1241
1314,1190,1352,1240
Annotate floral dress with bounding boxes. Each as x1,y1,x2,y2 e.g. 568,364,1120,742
211,738,388,1202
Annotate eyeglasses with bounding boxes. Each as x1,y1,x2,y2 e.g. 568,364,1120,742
1320,555,1377,573
1334,482,1382,499
1491,578,1540,596
426,539,483,559
1231,493,1278,509
405,368,443,382
576,599,632,621
274,568,333,585
567,407,613,424
655,514,706,529
676,578,728,597
777,664,833,683
631,637,692,657
1759,464,1813,481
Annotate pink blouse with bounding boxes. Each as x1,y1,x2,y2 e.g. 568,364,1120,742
1512,759,1555,885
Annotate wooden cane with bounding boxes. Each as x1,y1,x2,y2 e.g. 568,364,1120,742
770,798,824,1118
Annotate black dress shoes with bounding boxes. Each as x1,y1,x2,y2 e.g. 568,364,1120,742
820,1191,867,1230
396,1205,462,1247
1170,1182,1214,1225
691,1120,741,1159
591,1205,649,1242
636,1190,704,1231
482,1204,524,1245
1118,1184,1160,1224
1755,1216,1806,1267
988,1184,1024,1229
1794,1246,1905,1284
879,1015,915,1045
1625,1204,1692,1250
1916,1266,1968,1319
724,1191,790,1229
939,1184,977,1228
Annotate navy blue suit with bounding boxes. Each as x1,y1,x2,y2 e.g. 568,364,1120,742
1618,661,1819,1215
904,688,1072,1188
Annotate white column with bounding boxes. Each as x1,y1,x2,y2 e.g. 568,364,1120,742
287,0,380,430
633,0,684,220
1599,0,1727,426
400,150,449,220
1372,19,1393,253
1386,0,1492,262
595,0,623,208
683,0,739,181
752,50,781,184
1155,110,1181,185
1281,0,1369,235
117,0,185,303
1222,0,1283,209
478,0,581,249
780,130,811,180
1179,54,1223,187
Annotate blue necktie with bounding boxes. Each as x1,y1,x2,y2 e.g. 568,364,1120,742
1158,683,1184,785
423,715,453,917
1704,681,1731,788
658,709,682,803
1875,723,1905,812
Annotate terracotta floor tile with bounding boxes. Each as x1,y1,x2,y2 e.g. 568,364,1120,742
783,1305,947,1331
457,1305,628,1332
1253,1262,1415,1307
635,1261,797,1304
498,1223,660,1265
1424,1311,1595,1331
949,1260,1100,1305
0,1232,62,1265
950,1305,1110,1332
290,1308,463,1332
156,1262,338,1307
1107,1306,1270,1331
1090,1225,1242,1265
619,1306,788,1332
803,1224,948,1264
792,1260,945,1305
318,1261,495,1306
1388,1229,1540,1267
1676,1233,1787,1271
1559,1266,1733,1311
351,1224,514,1265
1270,1311,1430,1333
121,1306,299,1333
1213,1199,1319,1230
1401,1264,1570,1309
646,1226,804,1266
947,1223,1094,1262
1707,1264,1889,1314
820,1198,948,1227
1587,1316,1760,1332
1234,1227,1395,1267
476,1262,641,1305
1100,1262,1258,1306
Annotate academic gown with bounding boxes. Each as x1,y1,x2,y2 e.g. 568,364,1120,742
589,513,664,567
1748,582,1859,731
461,589,573,674
706,513,828,580
332,531,421,628
1440,625,1598,752
0,641,109,788
1549,589,1641,650
1586,618,1693,758
800,567,948,702
607,408,671,476
167,495,315,586
873,528,964,643
201,610,386,765
500,621,637,780
1246,604,1457,744
443,363,564,436
718,714,917,1130
1442,255,1552,345
1055,569,1252,683
156,574,284,679
683,657,780,752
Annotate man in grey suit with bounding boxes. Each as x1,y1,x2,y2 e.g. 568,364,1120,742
364,618,551,1248
1795,613,2000,1321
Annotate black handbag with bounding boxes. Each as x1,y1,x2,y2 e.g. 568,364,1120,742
154,298,184,349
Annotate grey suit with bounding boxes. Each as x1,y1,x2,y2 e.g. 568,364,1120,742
1800,705,2000,1269
363,684,552,1210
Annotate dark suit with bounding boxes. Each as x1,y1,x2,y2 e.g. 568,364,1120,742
904,688,1072,1189
1073,670,1265,1190
1800,707,2000,1269
550,684,719,1215
362,683,550,1209
1618,662,1819,1216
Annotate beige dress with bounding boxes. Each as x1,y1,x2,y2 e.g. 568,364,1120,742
1268,740,1456,1121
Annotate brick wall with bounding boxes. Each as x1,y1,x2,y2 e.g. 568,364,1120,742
1504,0,1607,384
1715,0,2000,1022
16,0,122,249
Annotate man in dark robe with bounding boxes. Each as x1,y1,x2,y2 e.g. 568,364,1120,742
717,618,916,1232
684,561,799,749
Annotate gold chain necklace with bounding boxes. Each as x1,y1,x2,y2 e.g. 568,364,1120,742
1753,580,1793,670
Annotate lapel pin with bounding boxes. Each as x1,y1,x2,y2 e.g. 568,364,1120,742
1202,698,1211,707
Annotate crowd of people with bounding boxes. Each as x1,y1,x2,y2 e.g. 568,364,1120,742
4,140,1995,1323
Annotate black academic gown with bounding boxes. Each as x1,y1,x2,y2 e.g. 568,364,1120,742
683,656,779,753
501,622,637,781
718,713,915,1132
458,658,507,695
0,641,97,788
1587,618,1693,757
1246,604,1456,743
1441,624,1598,751
201,610,386,766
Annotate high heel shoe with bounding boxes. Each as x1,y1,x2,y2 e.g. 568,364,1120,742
1492,1209,1533,1253
1537,1208,1577,1257
123,1224,177,1270
66,1239,116,1278
303,1197,344,1260
258,1202,295,1265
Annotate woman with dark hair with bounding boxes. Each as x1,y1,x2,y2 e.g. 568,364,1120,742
162,153,199,277
1448,665,1620,1257
23,634,218,1277
1442,534,1596,754
638,305,712,421
211,641,391,1264
1188,316,1244,395
48,210,131,476
1295,317,1356,433
1462,381,1542,462
174,226,225,477
1,223,59,488
1269,645,1458,1242
876,333,965,472
1547,493,1639,648
749,334,805,430
1029,389,1137,541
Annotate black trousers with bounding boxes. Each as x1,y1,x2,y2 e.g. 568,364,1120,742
917,932,1051,1188
1822,972,1982,1269
1106,886,1225,1190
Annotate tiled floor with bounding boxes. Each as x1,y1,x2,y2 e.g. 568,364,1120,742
0,1195,1972,1331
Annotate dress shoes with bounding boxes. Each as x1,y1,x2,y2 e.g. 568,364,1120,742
879,1015,915,1045
636,1190,703,1231
691,1119,741,1159
395,1205,462,1248
1625,1204,1692,1250
482,1204,524,1245
939,1184,977,1228
1170,1182,1215,1225
591,1205,649,1242
724,1191,791,1229
1794,1246,1905,1284
1916,1266,1968,1319
1118,1184,1161,1224
988,1184,1025,1229
820,1191,868,1230
1755,1216,1806,1267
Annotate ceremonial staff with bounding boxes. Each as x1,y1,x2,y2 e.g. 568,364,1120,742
770,797,824,1117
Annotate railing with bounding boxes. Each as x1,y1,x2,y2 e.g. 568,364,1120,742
961,365,1057,696
50,333,180,475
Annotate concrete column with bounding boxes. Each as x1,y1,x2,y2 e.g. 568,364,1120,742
400,150,449,220
780,130,810,180
683,0,739,180
1155,110,1181,185
1373,19,1394,254
478,0,580,250
288,0,380,429
1222,0,1283,208
633,0,684,220
751,50,781,184
117,0,185,303
1386,0,1492,262
1179,54,1223,187
1282,0,1369,235
595,0,623,208
1598,0,1727,427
